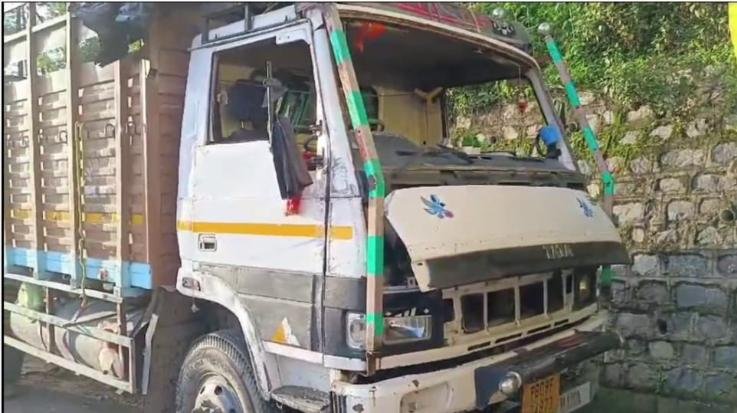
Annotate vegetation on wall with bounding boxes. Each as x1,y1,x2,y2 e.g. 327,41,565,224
451,3,737,164
455,3,736,116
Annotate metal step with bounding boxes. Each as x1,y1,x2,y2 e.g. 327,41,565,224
271,385,330,413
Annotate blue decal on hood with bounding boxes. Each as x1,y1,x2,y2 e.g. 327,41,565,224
577,197,594,218
422,195,454,219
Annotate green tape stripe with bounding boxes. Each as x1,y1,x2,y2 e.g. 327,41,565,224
545,39,563,64
582,127,600,151
366,235,384,276
329,29,351,65
366,312,385,336
346,90,370,128
364,159,386,199
601,171,616,196
600,265,614,287
565,82,581,108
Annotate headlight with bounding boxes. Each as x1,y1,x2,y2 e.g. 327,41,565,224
345,313,432,349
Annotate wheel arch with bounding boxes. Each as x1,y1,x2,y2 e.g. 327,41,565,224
175,267,275,398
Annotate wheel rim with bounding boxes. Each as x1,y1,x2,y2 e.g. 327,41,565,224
192,374,244,413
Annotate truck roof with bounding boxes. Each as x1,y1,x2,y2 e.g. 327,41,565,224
339,3,532,52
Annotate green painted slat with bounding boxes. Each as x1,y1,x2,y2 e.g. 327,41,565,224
545,39,563,64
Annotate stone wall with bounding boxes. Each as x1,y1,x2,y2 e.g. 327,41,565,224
603,138,737,407
456,81,737,407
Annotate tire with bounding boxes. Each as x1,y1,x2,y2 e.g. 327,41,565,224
175,329,278,413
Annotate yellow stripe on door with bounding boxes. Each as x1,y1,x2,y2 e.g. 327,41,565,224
176,220,354,240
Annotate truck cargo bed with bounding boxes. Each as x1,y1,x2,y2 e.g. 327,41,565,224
3,6,196,295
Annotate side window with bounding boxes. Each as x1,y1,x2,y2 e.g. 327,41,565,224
209,38,317,145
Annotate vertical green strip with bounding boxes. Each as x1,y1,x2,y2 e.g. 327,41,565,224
366,235,384,276
347,91,370,128
565,82,581,108
545,39,563,64
366,312,385,336
600,266,614,287
364,159,386,199
329,30,351,65
602,171,616,196
582,127,600,151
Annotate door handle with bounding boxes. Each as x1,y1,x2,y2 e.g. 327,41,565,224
198,234,217,251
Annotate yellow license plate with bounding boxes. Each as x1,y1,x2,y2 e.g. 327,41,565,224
521,374,560,413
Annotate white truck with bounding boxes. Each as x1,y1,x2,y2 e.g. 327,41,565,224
3,3,628,412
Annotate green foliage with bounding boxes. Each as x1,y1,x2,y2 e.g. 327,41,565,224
456,3,736,117
36,47,66,75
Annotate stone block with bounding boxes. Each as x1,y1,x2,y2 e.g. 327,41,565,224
696,227,723,246
614,202,645,225
632,254,659,277
699,198,723,215
675,284,728,313
667,200,695,221
649,341,675,359
665,254,707,278
665,367,703,394
626,362,659,391
650,124,674,140
693,174,723,192
637,281,670,307
659,177,685,193
681,344,709,366
686,118,709,138
630,157,656,174
661,149,705,169
716,254,737,277
694,315,731,343
627,105,654,125
626,338,648,356
713,346,737,371
615,312,653,339
703,373,737,401
621,131,639,145
667,312,695,341
602,363,625,387
712,142,737,165
631,227,646,243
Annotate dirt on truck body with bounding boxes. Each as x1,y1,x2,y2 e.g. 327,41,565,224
3,3,627,413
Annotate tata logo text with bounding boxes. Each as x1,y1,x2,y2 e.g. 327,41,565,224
542,244,574,260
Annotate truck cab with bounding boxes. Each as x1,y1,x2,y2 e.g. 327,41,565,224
173,3,627,412
3,3,627,412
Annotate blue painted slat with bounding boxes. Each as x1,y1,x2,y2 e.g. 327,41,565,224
4,247,152,290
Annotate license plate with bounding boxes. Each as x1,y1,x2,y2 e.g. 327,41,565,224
521,374,560,413
559,382,591,413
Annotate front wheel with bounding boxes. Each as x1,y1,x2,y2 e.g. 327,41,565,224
175,329,277,413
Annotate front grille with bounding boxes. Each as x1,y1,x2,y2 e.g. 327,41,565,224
443,270,593,347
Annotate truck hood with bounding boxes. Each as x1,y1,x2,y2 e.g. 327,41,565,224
385,185,629,291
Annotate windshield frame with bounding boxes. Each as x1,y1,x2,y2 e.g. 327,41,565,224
336,4,577,172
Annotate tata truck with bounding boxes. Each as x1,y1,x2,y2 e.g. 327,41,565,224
3,3,628,412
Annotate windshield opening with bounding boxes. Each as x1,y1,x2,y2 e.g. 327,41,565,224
343,19,563,170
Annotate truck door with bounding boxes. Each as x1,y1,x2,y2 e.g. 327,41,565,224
181,26,329,350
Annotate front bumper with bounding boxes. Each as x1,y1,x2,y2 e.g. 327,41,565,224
331,315,620,413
